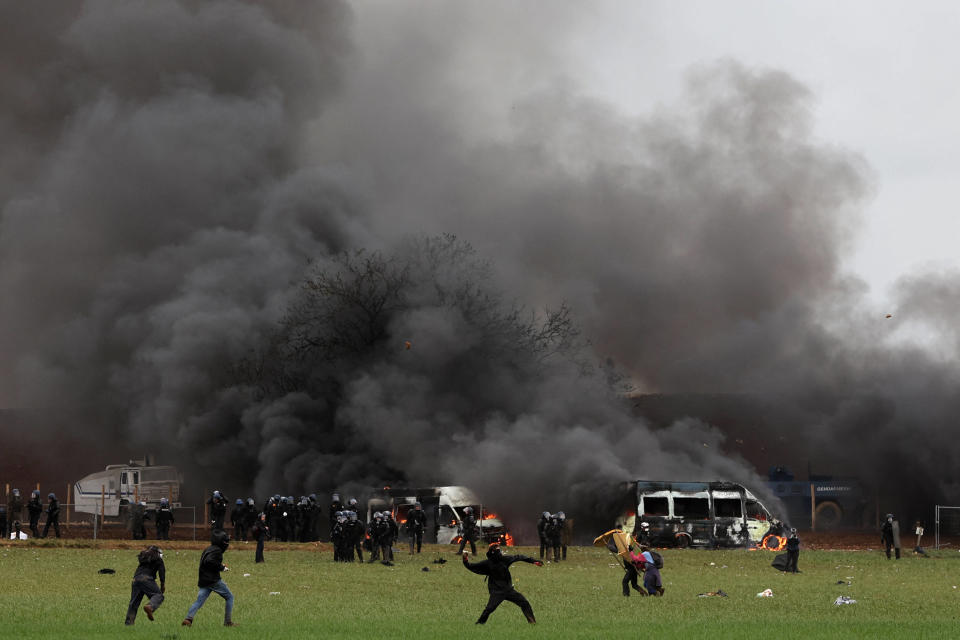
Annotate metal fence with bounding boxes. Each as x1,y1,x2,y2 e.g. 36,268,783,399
934,505,960,549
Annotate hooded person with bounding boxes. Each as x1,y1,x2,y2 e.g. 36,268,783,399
537,512,550,560
182,530,235,627
881,513,901,559
251,512,269,563
463,543,542,624
125,545,165,625
207,491,228,532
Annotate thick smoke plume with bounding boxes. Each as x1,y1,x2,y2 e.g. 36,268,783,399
2,1,955,532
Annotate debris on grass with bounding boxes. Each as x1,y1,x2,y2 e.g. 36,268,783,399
269,591,280,596
97,568,115,574
834,596,857,605
698,590,728,597
756,589,774,598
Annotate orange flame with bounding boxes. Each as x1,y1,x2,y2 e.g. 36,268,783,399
482,512,498,520
504,533,515,546
761,535,787,551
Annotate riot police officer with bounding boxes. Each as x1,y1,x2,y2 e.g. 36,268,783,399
407,502,427,554
329,493,343,539
457,506,479,555
544,513,562,562
207,491,228,531
155,498,175,540
27,490,43,538
42,492,61,538
7,488,23,537
346,511,365,562
230,499,246,541
131,501,148,540
537,512,550,560
243,498,257,540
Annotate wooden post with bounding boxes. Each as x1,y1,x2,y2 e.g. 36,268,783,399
810,483,816,532
36,482,40,492
101,485,106,526
66,483,71,528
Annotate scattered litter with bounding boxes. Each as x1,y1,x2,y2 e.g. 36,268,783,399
432,557,447,565
756,589,774,598
709,562,716,566
243,573,251,577
422,567,429,572
835,580,851,585
834,596,857,606
98,568,115,574
698,590,728,598
269,592,281,596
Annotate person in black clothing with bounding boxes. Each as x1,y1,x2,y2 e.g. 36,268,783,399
207,491,228,532
544,514,562,562
27,490,42,538
42,493,60,538
463,543,542,624
7,488,23,538
131,502,147,540
125,545,166,625
251,512,268,563
243,498,257,540
457,506,479,555
346,511,365,562
183,530,235,627
786,528,800,573
881,513,901,559
155,498,174,541
407,502,427,554
537,512,550,560
329,493,343,539
231,499,246,542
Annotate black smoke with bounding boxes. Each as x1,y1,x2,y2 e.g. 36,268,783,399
2,1,954,532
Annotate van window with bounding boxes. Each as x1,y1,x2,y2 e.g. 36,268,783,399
133,472,139,484
674,497,709,519
642,497,669,516
714,498,742,518
439,505,457,527
121,472,128,484
746,500,767,521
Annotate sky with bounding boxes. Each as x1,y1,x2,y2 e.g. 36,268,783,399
512,0,960,303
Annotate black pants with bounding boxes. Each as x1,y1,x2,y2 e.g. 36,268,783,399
884,540,900,559
255,537,265,563
125,576,163,625
548,540,561,562
622,564,642,595
353,540,364,562
234,523,244,542
477,589,535,624
409,530,423,554
42,516,60,538
29,514,40,538
539,536,546,559
458,537,477,555
157,525,170,541
786,549,799,572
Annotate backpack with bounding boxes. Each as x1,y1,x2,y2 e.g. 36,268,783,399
649,550,664,569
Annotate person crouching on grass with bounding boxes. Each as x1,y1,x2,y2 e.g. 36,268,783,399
463,543,542,624
182,530,236,627
638,545,664,596
124,545,165,625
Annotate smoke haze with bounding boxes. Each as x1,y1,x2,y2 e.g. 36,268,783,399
2,0,956,531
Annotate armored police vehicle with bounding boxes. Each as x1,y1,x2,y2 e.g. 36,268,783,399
74,460,182,517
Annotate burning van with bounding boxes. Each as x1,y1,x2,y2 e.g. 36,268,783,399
367,485,512,546
616,480,780,549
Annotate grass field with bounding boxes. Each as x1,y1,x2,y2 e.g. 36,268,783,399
1,540,958,639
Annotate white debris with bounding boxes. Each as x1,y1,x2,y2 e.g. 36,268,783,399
834,596,857,606
756,589,774,598
243,573,251,577
269,591,281,596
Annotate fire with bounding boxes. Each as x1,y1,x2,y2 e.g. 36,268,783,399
482,512,498,520
761,534,787,551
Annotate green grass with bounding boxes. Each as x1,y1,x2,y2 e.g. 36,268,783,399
1,542,959,639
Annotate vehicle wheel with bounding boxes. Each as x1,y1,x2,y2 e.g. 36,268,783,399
674,533,691,548
761,534,783,551
815,501,843,530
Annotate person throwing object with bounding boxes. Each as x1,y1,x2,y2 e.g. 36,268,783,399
124,545,165,625
463,543,542,624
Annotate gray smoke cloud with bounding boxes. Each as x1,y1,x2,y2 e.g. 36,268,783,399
2,0,955,532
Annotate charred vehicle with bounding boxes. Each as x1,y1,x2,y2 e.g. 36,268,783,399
367,485,512,546
74,460,182,517
766,466,867,530
616,480,779,549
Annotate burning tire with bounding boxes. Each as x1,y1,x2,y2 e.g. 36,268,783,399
674,532,692,548
761,534,787,551
814,501,843,530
